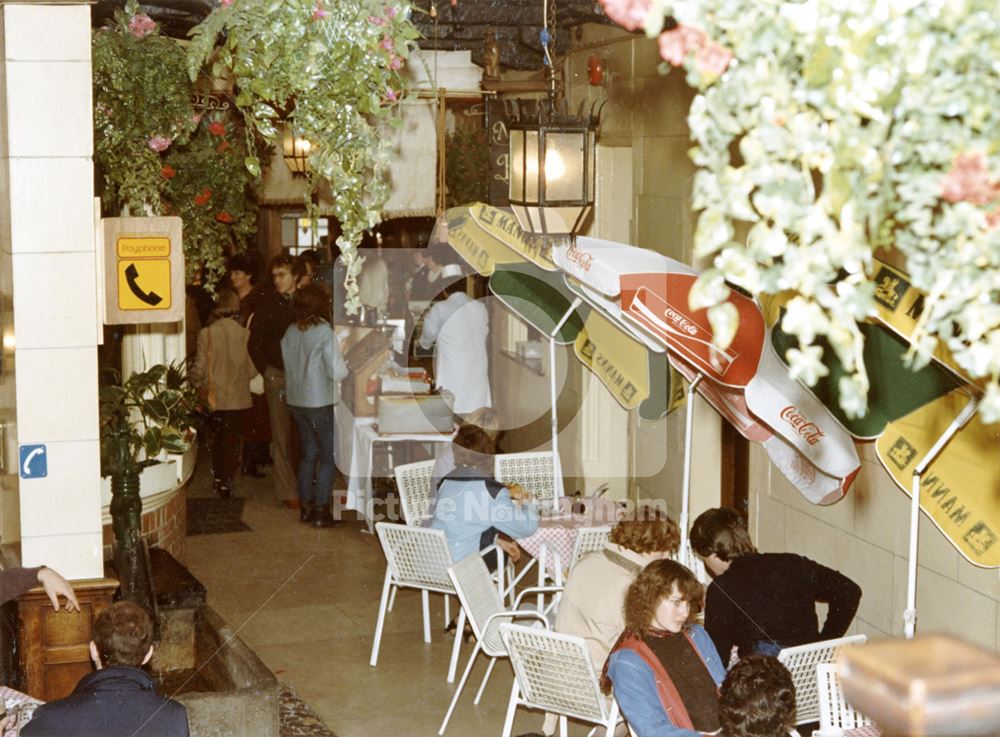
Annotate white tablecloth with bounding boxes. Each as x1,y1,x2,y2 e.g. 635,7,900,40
340,413,454,531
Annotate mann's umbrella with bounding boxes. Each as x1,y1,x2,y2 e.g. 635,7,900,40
446,203,555,275
555,236,862,552
764,261,997,636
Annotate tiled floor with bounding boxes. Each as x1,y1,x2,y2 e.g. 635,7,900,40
184,457,596,737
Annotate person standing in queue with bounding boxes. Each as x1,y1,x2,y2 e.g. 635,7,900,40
417,263,491,416
280,284,349,527
248,255,298,510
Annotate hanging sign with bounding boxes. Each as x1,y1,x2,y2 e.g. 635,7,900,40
104,217,184,324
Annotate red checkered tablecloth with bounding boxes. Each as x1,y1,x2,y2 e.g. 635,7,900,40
517,495,624,575
843,726,881,737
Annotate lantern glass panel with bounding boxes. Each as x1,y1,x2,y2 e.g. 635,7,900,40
524,130,540,201
544,132,585,202
510,129,525,200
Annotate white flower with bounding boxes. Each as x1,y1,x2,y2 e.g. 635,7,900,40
980,383,1000,425
786,345,829,386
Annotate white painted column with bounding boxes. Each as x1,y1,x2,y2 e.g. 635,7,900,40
0,3,104,578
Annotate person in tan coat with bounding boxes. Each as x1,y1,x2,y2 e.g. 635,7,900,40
191,291,259,498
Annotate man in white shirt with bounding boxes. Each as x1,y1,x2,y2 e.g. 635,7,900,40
418,264,491,415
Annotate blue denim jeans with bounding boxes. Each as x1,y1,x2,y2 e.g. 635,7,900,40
288,404,336,507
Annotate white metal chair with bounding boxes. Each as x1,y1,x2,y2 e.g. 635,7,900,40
495,451,564,504
394,459,436,525
815,663,873,737
499,623,621,737
438,553,561,735
370,523,467,683
567,526,613,571
777,634,868,725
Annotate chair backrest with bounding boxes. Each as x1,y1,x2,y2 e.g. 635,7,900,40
816,663,873,736
447,553,507,655
569,527,613,570
394,460,436,525
495,451,563,503
375,522,454,594
671,540,708,584
777,634,868,725
500,623,615,725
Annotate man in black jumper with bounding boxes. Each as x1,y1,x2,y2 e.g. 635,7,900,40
690,507,862,663
21,601,188,737
248,255,299,508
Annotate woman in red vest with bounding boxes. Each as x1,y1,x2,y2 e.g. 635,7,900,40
603,560,727,737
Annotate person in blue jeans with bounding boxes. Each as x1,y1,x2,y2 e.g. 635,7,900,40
280,283,349,527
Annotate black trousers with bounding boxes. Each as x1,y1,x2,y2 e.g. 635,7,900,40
211,410,244,487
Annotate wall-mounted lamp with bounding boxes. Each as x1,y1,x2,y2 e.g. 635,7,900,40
282,126,312,177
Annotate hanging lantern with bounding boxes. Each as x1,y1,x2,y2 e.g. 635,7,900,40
282,126,312,177
508,103,597,236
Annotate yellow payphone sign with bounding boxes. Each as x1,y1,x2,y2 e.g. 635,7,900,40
104,217,184,325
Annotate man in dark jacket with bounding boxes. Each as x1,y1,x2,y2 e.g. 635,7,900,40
248,254,299,508
690,507,862,662
21,601,188,737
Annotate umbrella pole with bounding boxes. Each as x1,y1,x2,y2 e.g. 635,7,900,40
904,395,979,639
547,297,582,506
678,374,704,556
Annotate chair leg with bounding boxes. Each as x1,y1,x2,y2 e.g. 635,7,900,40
438,641,481,735
500,678,520,737
422,589,431,643
472,656,497,704
559,714,568,737
446,608,466,683
387,583,398,612
369,567,394,667
443,593,450,625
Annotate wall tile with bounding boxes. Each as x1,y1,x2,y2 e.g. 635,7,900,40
8,157,94,252
851,460,909,557
18,439,101,537
916,513,960,580
14,347,98,442
636,194,688,259
3,5,91,62
5,60,92,158
754,489,786,553
0,155,10,251
956,556,1000,601
20,530,104,580
912,561,996,649
12,252,97,348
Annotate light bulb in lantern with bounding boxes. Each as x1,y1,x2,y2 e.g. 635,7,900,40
544,148,566,181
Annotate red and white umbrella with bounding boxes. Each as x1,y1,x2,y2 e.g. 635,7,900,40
555,236,860,547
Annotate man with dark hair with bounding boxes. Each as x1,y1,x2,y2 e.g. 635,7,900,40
718,655,796,737
248,255,299,508
690,507,862,662
22,601,189,736
429,425,538,564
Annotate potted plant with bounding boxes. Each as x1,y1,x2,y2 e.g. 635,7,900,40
185,0,421,311
99,363,201,603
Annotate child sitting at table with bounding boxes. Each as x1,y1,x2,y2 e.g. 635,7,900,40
430,425,538,568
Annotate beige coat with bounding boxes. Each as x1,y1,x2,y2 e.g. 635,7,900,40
555,543,663,670
191,318,258,411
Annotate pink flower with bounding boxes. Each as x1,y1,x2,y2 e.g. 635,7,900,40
127,13,157,38
657,23,706,67
208,121,226,136
694,40,733,77
385,6,397,18
191,113,203,125
385,87,398,102
311,3,329,20
389,55,403,70
368,14,386,25
147,135,172,152
380,35,395,53
220,0,233,6
598,0,652,32
941,152,998,206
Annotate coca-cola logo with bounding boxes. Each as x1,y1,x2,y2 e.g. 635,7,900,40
565,244,593,272
780,406,825,446
664,306,699,336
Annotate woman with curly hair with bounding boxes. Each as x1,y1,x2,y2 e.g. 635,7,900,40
602,559,726,737
718,655,796,737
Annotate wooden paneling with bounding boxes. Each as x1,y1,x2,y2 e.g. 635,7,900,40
17,578,118,701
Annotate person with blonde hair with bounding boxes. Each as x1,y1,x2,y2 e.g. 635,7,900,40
603,559,726,737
